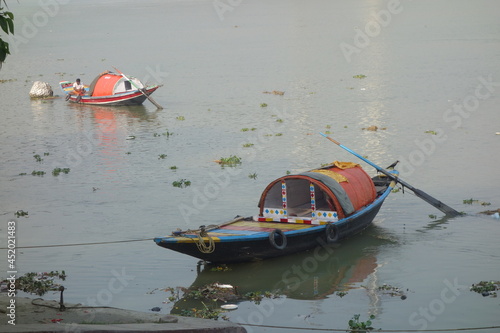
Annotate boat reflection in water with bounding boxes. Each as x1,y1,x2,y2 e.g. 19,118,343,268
169,226,397,314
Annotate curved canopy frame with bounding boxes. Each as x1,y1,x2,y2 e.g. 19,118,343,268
258,162,376,223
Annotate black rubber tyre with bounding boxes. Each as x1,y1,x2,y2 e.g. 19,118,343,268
269,229,287,250
325,223,340,243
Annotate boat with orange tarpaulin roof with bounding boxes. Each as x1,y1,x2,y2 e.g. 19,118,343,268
154,161,398,263
60,70,161,106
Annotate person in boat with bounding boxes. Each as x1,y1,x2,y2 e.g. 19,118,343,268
73,78,85,93
67,78,85,101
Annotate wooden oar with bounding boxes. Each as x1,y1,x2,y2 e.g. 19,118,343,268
112,66,164,109
319,133,461,217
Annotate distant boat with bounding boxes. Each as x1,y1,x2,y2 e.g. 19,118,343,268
154,161,398,263
60,71,161,106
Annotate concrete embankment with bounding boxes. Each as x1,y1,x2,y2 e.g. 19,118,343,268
0,295,246,333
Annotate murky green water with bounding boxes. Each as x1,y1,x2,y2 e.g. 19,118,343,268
1,0,499,331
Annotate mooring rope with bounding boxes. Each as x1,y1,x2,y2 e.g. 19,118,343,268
194,231,215,254
0,238,154,250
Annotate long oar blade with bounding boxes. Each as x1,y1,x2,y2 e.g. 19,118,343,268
319,133,461,217
412,188,461,217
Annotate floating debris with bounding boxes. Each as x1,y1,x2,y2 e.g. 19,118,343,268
470,281,499,297
164,282,281,304
214,284,233,289
172,179,191,188
353,74,367,79
479,208,500,215
463,198,491,206
377,284,407,298
263,90,285,96
15,210,29,218
362,125,387,132
215,155,242,167
52,168,70,176
363,283,408,300
210,265,231,272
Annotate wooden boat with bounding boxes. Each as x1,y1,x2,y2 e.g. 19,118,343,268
59,71,161,106
154,161,398,263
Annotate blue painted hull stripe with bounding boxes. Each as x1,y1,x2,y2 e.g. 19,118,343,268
212,229,262,235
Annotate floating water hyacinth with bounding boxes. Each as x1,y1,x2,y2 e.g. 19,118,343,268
52,168,70,176
172,179,191,188
215,155,242,167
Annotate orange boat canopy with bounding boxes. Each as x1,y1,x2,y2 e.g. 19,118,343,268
258,161,376,222
88,72,144,97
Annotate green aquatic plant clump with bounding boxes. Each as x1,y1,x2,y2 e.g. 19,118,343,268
463,198,491,206
15,210,28,218
52,168,70,176
348,314,375,332
173,179,191,188
218,155,242,167
3,271,67,297
470,281,499,297
179,302,227,321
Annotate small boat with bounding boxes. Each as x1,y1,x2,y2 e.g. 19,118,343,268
59,70,161,106
154,161,398,263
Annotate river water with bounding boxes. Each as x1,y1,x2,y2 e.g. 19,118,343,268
1,0,499,331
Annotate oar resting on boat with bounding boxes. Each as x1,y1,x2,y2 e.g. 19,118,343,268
319,133,461,217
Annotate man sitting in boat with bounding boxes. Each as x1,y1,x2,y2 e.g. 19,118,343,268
66,78,86,101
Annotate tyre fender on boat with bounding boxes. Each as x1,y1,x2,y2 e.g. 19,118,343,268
269,229,287,250
325,223,340,243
